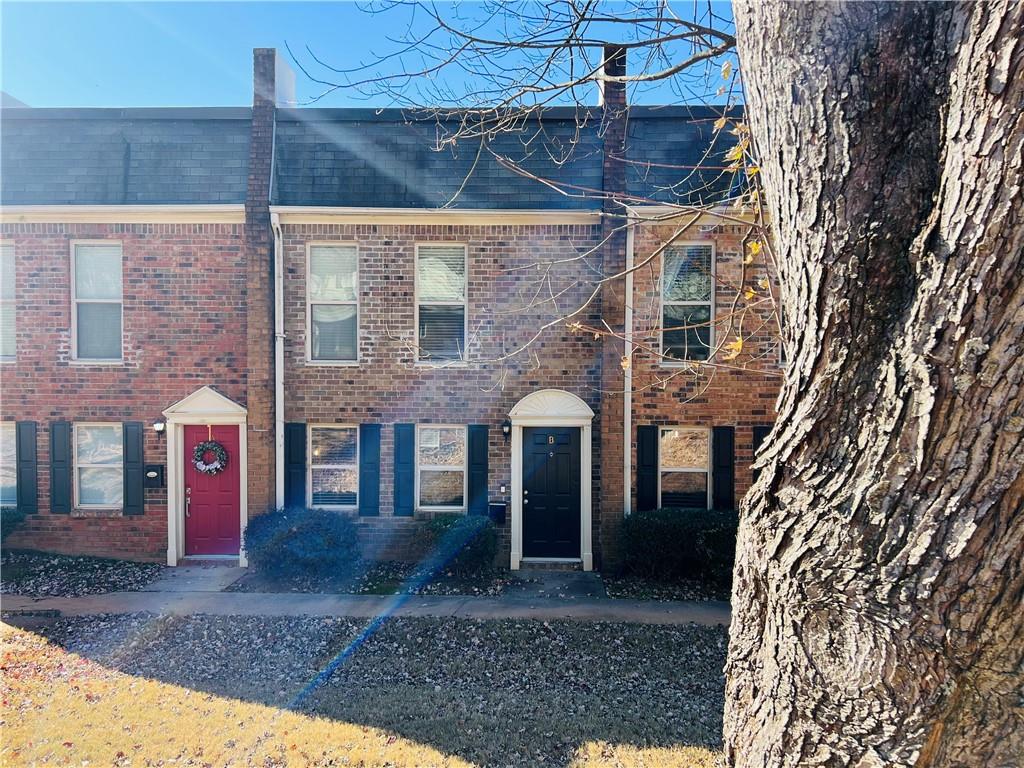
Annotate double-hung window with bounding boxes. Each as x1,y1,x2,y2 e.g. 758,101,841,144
72,243,123,361
662,244,714,362
309,426,358,508
659,427,710,508
416,244,467,362
0,423,16,506
417,425,466,509
308,244,359,363
74,424,123,508
1,245,14,361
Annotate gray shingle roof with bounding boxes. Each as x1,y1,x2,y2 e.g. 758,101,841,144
625,107,738,206
1,108,251,205
0,104,737,208
273,106,737,209
272,108,604,209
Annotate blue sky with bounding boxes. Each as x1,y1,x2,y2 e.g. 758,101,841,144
1,1,735,108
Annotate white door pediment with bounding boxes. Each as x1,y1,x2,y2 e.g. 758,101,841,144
163,386,247,420
509,388,594,423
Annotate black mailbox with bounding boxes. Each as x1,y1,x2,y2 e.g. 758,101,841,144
488,502,507,526
144,464,165,488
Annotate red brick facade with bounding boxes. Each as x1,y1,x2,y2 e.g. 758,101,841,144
0,48,780,568
280,221,606,561
0,223,249,560
629,220,781,511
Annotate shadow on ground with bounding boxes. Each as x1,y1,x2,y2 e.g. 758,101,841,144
5,612,726,767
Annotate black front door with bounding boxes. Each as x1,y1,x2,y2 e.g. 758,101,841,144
522,427,581,558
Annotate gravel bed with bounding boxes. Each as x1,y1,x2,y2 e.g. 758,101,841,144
30,613,726,767
601,574,731,602
225,560,521,597
0,550,166,597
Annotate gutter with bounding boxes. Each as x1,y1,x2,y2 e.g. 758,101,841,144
271,212,285,508
623,207,635,517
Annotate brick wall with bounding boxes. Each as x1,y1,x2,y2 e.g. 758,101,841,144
597,44,629,569
281,221,605,560
244,48,277,518
0,222,248,561
628,219,781,511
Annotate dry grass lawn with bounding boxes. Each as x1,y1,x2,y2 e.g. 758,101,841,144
0,620,721,767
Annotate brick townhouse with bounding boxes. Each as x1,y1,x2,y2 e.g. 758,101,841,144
0,48,779,569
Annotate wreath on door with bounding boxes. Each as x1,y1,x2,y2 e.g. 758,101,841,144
193,440,229,475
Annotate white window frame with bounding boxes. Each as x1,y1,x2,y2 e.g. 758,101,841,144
0,243,14,363
306,242,360,366
415,424,468,512
659,242,716,366
307,424,359,511
73,422,123,510
70,240,124,364
0,422,16,506
657,426,712,509
414,243,468,365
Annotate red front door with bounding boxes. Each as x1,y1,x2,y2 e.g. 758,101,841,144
184,424,241,556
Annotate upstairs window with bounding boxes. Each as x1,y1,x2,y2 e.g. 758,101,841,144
0,245,13,361
74,423,123,508
416,244,467,362
659,427,710,508
308,425,358,508
417,425,466,509
73,243,123,361
0,423,15,506
662,244,714,362
308,244,359,363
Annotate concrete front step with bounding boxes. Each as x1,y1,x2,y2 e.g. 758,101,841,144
518,560,583,571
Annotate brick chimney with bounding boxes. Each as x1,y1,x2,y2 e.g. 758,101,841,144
599,44,628,207
598,44,629,569
245,48,279,520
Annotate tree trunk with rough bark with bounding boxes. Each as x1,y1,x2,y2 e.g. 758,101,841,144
725,2,1024,766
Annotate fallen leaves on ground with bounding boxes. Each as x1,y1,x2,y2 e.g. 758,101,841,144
0,551,165,597
1,614,725,767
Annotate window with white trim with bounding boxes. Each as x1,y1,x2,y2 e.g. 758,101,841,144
74,424,123,508
662,244,714,362
309,426,358,508
416,244,467,362
308,244,359,362
73,243,123,361
417,425,466,509
659,427,710,508
1,245,14,361
0,423,16,506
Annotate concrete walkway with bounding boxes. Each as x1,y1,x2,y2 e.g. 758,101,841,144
1,590,729,626
1,565,730,626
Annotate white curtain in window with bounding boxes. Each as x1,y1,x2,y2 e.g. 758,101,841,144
418,245,466,302
309,246,358,302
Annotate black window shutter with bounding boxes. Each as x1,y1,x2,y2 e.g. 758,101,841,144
712,426,736,510
122,421,145,516
636,425,658,512
49,421,72,514
467,425,488,515
393,423,415,517
15,421,37,513
358,424,381,517
284,422,307,508
752,424,772,482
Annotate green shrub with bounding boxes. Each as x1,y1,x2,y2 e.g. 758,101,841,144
244,508,361,578
421,514,498,576
620,508,738,583
1,507,25,542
